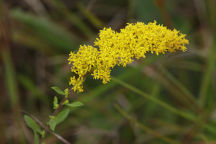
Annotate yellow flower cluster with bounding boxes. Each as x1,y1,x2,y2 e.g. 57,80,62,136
68,21,189,92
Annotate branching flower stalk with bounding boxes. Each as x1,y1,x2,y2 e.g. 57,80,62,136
68,21,189,92
22,111,71,144
24,87,81,144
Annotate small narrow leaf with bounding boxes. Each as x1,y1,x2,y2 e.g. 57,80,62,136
64,88,69,98
51,86,65,95
66,101,84,108
48,108,70,131
53,96,59,109
24,115,42,134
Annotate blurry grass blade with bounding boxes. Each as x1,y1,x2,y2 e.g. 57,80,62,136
77,2,104,28
154,0,173,28
12,30,52,53
208,0,216,31
142,83,160,120
115,104,179,144
46,0,95,38
153,119,182,132
18,74,46,101
158,65,199,111
198,38,216,107
198,134,209,144
11,9,80,52
1,49,25,143
1,50,18,105
112,76,216,135
170,60,202,72
112,76,196,121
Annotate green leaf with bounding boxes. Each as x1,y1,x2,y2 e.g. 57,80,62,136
24,115,42,134
48,108,70,131
66,101,84,108
55,108,70,124
53,96,59,109
51,86,65,95
47,119,56,131
34,132,40,144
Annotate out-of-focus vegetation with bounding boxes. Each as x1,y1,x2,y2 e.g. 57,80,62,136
0,0,216,143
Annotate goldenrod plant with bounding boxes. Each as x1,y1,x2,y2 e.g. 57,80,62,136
22,21,189,144
0,0,216,144
68,21,188,92
2,0,216,143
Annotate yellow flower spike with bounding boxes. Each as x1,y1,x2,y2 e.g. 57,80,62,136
68,21,189,92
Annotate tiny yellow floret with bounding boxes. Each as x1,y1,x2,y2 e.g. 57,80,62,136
68,21,189,92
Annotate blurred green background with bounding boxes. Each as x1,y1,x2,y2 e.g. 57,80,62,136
0,0,216,143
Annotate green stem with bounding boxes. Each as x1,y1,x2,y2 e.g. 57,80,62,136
198,36,216,107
